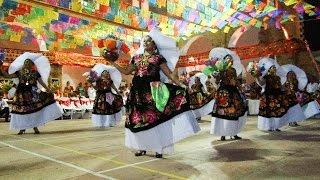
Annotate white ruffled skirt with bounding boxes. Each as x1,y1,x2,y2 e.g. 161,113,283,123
92,109,123,127
10,102,63,130
257,104,304,130
302,100,320,119
210,112,247,136
125,110,200,154
286,104,306,123
191,99,215,118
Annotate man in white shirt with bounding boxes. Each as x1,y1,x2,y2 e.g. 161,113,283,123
87,86,96,99
0,93,10,122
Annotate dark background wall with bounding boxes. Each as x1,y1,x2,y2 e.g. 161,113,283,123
303,0,320,51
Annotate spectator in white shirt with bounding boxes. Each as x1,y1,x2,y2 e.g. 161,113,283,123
87,86,96,99
0,92,10,122
306,79,319,93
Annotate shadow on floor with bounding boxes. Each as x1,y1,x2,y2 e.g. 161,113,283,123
32,127,117,135
258,131,320,142
210,139,265,162
293,125,320,132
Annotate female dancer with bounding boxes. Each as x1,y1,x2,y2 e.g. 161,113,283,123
282,64,318,123
189,73,215,119
256,57,293,131
105,28,200,158
84,63,123,127
209,48,247,141
0,52,62,134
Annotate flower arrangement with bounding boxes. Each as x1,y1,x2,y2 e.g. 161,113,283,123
0,49,5,62
0,80,14,93
296,91,307,105
100,35,130,62
202,57,233,75
246,61,265,77
49,83,60,93
85,70,100,83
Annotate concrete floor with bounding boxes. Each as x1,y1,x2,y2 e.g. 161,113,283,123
0,115,320,180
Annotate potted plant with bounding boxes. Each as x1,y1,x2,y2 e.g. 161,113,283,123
0,80,14,99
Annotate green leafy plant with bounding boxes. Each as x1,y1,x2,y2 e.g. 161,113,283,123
49,83,60,92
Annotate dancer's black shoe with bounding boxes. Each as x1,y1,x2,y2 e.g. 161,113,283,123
155,153,163,158
233,135,242,140
17,129,25,135
135,150,146,156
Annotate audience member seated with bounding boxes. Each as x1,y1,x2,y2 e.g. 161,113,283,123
87,85,96,99
63,81,74,97
84,82,90,98
76,82,85,97
0,92,10,122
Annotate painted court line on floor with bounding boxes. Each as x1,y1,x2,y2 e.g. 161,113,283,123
1,126,125,143
0,141,117,180
98,120,318,173
0,133,188,180
3,132,112,143
98,137,238,174
2,120,316,179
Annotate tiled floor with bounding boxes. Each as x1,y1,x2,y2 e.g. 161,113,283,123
1,116,320,180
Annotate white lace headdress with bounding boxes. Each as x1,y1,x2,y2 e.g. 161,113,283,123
134,28,180,83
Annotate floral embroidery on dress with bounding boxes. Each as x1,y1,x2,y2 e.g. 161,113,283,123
284,78,313,106
189,83,212,109
93,77,123,115
11,70,56,114
212,67,247,120
133,54,163,77
126,54,190,132
259,75,290,117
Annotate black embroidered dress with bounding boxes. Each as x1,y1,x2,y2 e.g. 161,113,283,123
91,73,124,127
125,53,200,154
210,67,247,136
10,69,62,130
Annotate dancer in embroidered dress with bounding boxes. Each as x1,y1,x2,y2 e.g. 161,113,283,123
0,52,62,135
104,28,200,158
255,57,293,132
189,73,215,120
281,64,320,120
205,75,216,99
84,63,123,128
282,64,319,123
209,48,248,141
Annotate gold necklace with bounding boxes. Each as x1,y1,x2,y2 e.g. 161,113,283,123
140,54,150,65
23,69,31,85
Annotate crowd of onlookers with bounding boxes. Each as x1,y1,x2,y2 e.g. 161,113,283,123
53,81,95,99
54,80,131,101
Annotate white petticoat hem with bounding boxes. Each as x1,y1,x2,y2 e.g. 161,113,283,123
191,99,215,118
10,102,63,130
258,103,306,130
92,110,123,127
125,110,200,154
257,116,286,131
302,100,320,119
210,112,247,136
286,104,306,123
